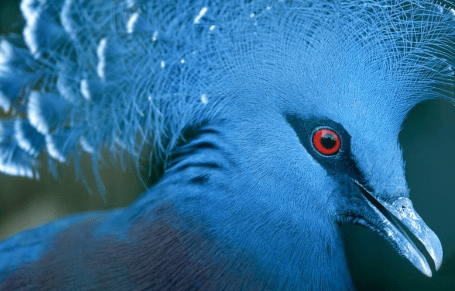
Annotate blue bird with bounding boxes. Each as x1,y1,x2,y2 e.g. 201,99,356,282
0,0,454,290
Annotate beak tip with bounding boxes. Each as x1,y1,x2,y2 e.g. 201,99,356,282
428,232,443,271
435,256,442,271
414,253,433,277
434,252,443,271
417,256,433,277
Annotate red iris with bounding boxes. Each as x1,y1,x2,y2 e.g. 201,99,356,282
312,128,341,156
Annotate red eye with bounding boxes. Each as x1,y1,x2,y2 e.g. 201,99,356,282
312,128,341,156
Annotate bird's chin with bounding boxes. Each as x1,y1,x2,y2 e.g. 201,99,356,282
352,179,443,277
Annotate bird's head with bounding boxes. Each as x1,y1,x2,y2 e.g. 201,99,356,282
218,56,445,277
198,0,455,277
282,95,443,277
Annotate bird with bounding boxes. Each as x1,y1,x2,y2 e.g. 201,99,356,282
0,0,454,290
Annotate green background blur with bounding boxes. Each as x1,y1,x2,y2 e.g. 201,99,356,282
1,1,455,290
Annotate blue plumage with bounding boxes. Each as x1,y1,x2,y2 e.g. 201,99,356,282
0,0,454,290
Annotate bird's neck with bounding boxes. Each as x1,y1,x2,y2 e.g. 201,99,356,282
132,123,355,290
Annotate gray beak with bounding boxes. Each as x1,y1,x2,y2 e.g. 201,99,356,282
353,180,443,277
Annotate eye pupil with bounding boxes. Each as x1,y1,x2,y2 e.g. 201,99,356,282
320,134,336,149
312,128,341,155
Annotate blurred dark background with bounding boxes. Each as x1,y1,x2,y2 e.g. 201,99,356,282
1,1,455,290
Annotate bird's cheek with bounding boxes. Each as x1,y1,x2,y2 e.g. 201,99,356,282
328,175,367,220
